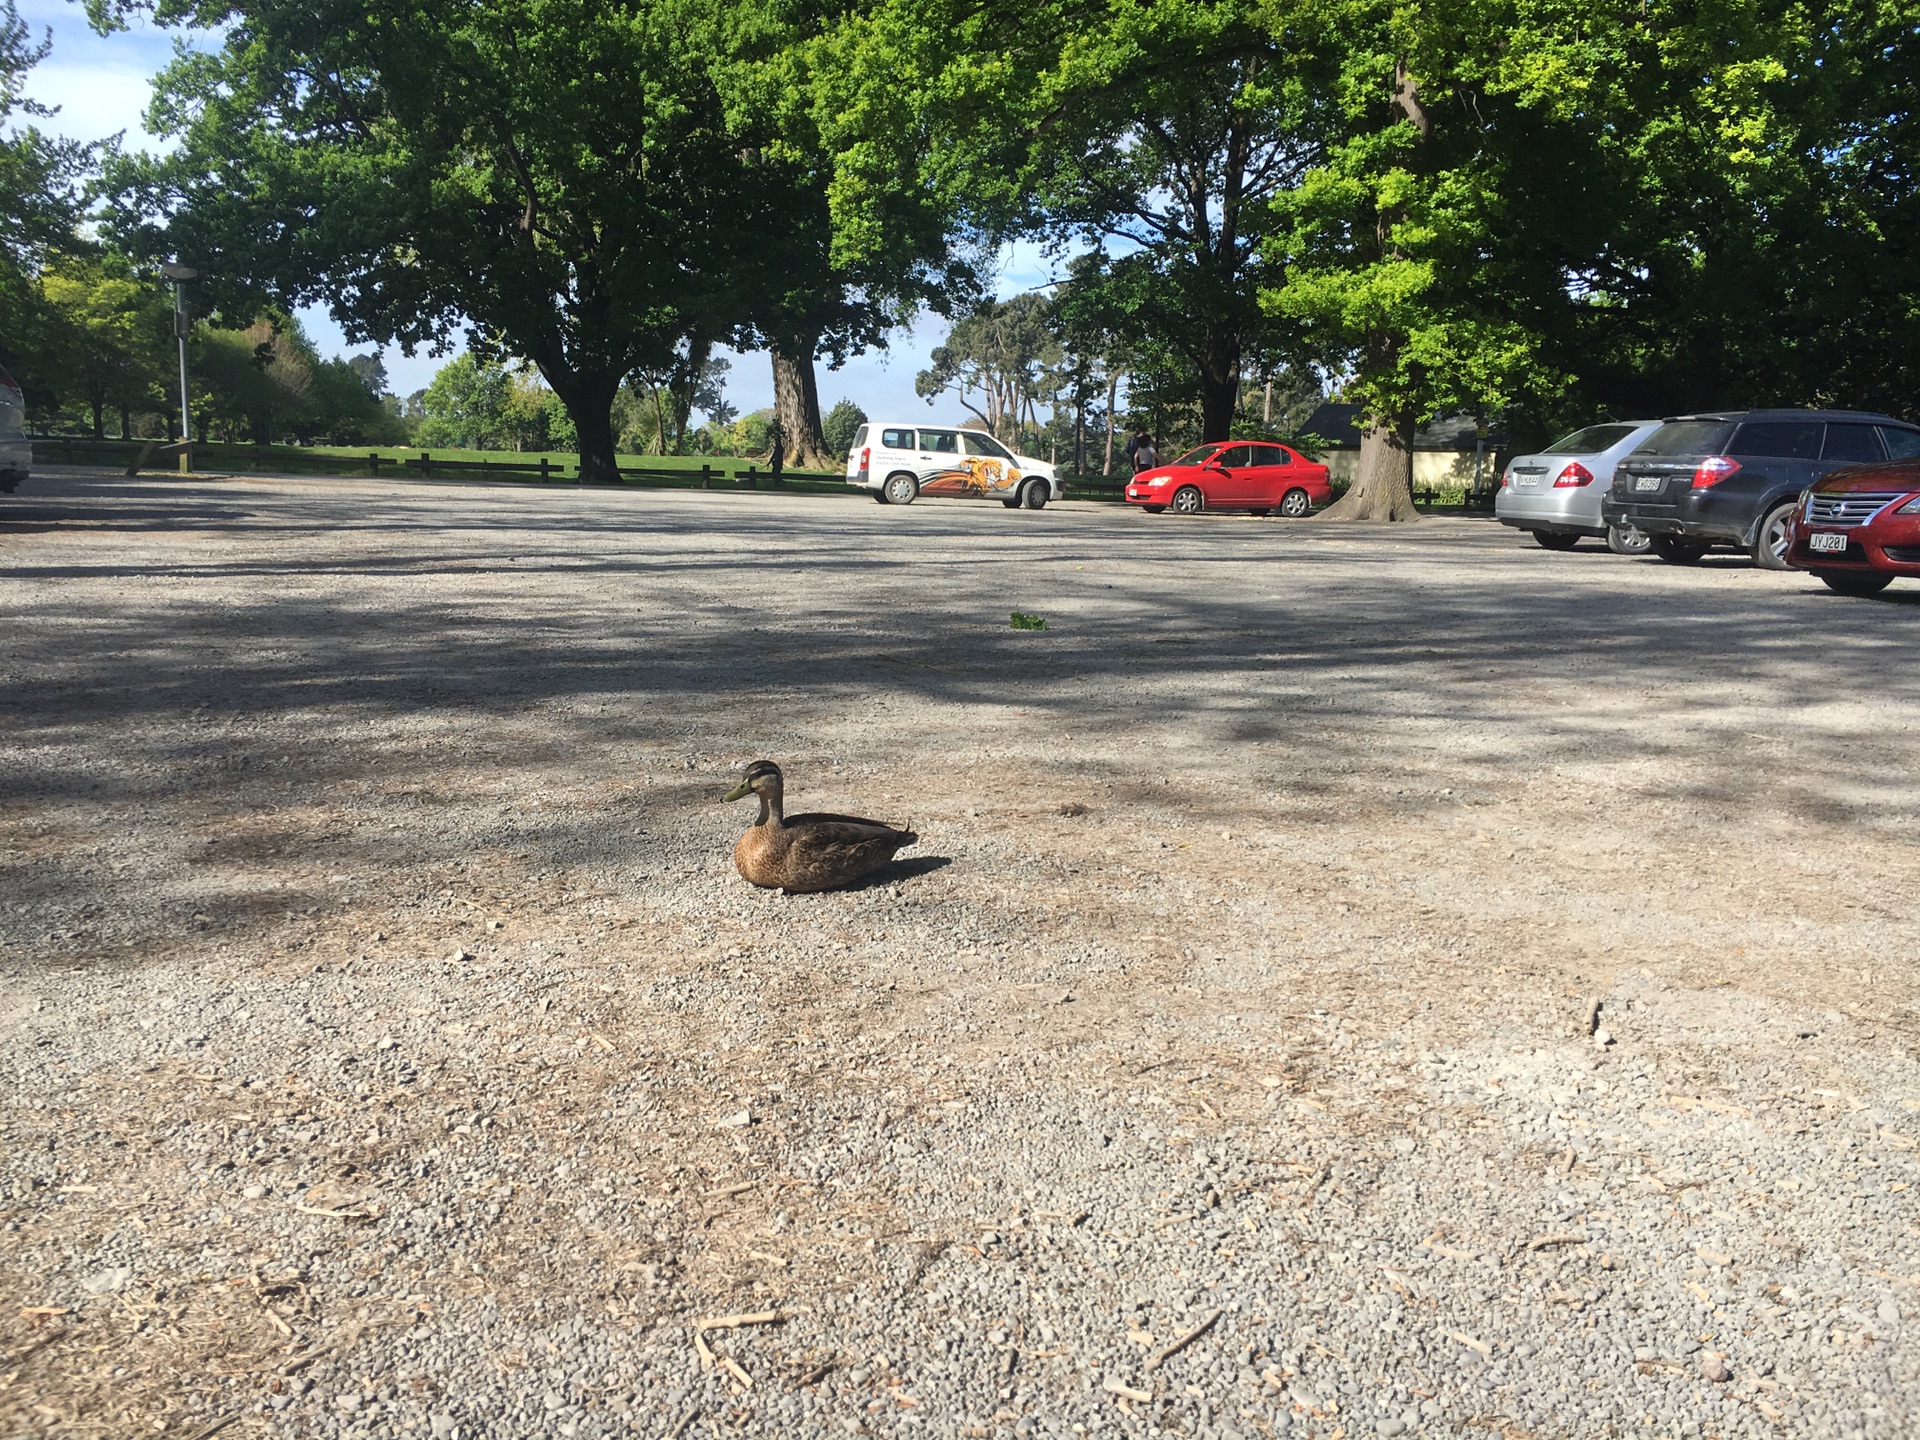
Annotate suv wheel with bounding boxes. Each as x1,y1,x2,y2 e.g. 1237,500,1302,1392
1171,485,1204,515
1817,571,1894,597
1607,523,1651,556
1651,536,1709,564
1752,500,1798,570
1532,530,1580,551
882,473,918,505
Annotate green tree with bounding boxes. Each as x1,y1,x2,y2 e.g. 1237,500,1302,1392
916,294,1061,448
193,316,316,444
38,250,171,437
821,398,866,456
0,0,98,415
98,0,823,483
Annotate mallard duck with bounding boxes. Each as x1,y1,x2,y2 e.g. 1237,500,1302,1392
722,760,917,893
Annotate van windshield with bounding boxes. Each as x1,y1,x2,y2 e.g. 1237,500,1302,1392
963,431,1012,459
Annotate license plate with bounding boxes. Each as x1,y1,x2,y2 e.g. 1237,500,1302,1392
1632,476,1662,492
1514,476,1539,490
1807,530,1848,553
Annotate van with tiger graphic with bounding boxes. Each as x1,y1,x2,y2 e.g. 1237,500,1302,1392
846,423,1061,509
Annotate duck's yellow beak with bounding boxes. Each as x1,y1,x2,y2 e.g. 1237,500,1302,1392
722,779,751,802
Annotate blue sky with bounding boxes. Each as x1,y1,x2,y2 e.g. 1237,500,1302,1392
17,0,1061,424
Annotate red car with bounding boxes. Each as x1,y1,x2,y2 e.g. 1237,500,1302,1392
1784,459,1920,595
1125,440,1333,517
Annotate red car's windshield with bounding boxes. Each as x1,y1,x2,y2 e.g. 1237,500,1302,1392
1170,444,1222,466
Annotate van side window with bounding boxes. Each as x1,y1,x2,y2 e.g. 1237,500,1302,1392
1730,421,1823,459
881,428,914,449
1879,426,1920,460
920,430,960,453
963,431,1012,459
1821,423,1885,463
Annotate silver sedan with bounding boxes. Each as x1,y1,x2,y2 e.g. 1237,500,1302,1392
1497,420,1662,554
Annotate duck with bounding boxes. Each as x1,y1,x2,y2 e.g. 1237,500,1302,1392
722,760,917,893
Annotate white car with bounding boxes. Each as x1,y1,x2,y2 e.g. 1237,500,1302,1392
1496,419,1662,553
847,422,1060,508
0,364,29,492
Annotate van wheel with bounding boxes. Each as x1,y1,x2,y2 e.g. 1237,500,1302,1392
1279,487,1311,518
1752,500,1798,570
883,473,918,505
1607,523,1650,556
1651,536,1708,564
1021,479,1048,510
1817,571,1894,596
1532,530,1580,551
1001,497,1020,508
1171,485,1204,515
871,490,889,503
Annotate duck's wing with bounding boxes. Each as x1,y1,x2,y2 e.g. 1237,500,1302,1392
783,812,916,843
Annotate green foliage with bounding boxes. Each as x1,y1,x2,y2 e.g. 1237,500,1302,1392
821,399,867,456
36,250,171,436
1009,612,1046,631
918,294,1063,446
413,354,574,453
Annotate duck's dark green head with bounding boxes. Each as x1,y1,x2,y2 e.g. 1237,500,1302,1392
723,759,783,803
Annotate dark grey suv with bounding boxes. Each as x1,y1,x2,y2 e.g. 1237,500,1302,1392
1602,410,1920,567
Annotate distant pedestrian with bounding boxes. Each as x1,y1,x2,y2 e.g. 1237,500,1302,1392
1130,432,1159,473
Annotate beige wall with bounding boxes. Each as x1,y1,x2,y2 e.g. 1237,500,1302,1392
1322,449,1493,489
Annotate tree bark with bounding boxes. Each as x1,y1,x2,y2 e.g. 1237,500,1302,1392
1199,324,1241,441
548,371,622,484
1317,410,1419,521
770,336,835,471
1102,371,1118,475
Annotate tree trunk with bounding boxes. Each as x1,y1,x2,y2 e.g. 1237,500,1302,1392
1317,412,1419,521
1102,372,1118,475
90,397,104,439
549,372,622,484
770,336,835,471
1199,325,1241,441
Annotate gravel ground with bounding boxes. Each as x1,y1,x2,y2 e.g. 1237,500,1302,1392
2,466,1918,1440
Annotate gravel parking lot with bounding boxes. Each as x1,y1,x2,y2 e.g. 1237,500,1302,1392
3,466,1918,1440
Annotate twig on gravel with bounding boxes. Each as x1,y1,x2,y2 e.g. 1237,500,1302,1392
1527,1233,1584,1252
747,1248,788,1267
696,1309,782,1331
1582,997,1602,1036
789,1360,835,1389
717,1351,753,1389
665,1410,698,1439
187,1417,238,1440
705,1180,759,1199
1145,1308,1221,1372
1104,1377,1153,1402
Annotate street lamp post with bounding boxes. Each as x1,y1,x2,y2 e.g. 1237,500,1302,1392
159,260,199,473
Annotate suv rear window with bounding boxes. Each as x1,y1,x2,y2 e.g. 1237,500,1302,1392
1880,426,1920,460
1545,423,1638,454
1821,423,1885,463
1635,420,1735,456
1731,420,1823,458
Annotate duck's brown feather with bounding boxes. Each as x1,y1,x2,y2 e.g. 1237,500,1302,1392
734,812,917,893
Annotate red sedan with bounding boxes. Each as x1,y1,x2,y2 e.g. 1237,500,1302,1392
1125,440,1333,517
1785,459,1920,595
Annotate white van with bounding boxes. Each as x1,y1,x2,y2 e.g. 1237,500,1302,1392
0,365,29,492
847,422,1061,508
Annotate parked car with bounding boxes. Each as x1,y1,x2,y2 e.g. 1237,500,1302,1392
0,364,29,492
1124,440,1333,516
1782,459,1920,595
1602,409,1920,568
845,423,1060,508
1495,419,1663,553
